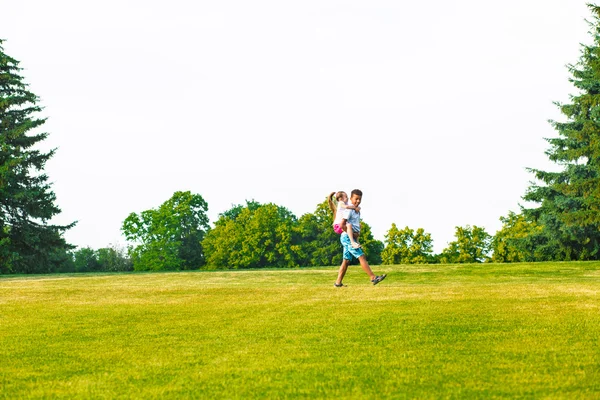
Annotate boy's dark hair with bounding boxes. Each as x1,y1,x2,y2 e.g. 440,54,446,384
351,189,363,197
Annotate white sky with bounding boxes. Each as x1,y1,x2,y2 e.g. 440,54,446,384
1,0,592,253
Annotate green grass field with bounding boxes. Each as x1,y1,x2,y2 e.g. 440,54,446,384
1,262,599,399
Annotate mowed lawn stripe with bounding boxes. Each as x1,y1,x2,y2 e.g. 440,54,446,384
1,263,599,399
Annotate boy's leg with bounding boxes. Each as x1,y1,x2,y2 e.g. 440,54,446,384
339,234,385,285
358,255,387,284
335,259,349,286
357,255,376,281
336,233,353,286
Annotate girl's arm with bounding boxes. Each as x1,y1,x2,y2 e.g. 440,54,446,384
344,204,361,212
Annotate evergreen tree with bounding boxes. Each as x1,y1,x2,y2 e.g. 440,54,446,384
0,39,73,273
524,5,600,260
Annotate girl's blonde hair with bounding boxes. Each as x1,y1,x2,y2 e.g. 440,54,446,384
328,191,347,215
327,191,337,214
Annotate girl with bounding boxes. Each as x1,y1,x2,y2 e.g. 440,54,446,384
328,191,361,248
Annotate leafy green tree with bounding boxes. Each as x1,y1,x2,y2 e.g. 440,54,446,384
68,245,131,273
0,39,74,274
382,224,434,264
524,5,600,260
218,200,261,221
203,201,300,269
72,247,101,272
97,245,132,272
121,191,209,271
439,225,492,263
357,221,383,265
294,198,383,267
491,212,543,263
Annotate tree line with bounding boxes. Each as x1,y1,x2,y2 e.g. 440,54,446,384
64,187,596,272
4,5,600,273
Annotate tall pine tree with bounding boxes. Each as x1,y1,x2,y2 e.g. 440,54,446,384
524,4,600,260
0,39,73,273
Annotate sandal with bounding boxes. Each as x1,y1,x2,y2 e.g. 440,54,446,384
371,274,387,285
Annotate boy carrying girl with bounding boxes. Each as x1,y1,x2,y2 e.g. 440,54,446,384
329,189,387,287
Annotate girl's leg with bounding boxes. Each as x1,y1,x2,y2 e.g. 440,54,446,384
346,223,361,248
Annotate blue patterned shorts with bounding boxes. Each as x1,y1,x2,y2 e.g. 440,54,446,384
341,232,364,260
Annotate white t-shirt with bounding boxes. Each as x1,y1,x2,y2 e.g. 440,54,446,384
333,201,352,225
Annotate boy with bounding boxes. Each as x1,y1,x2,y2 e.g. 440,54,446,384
334,189,387,287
